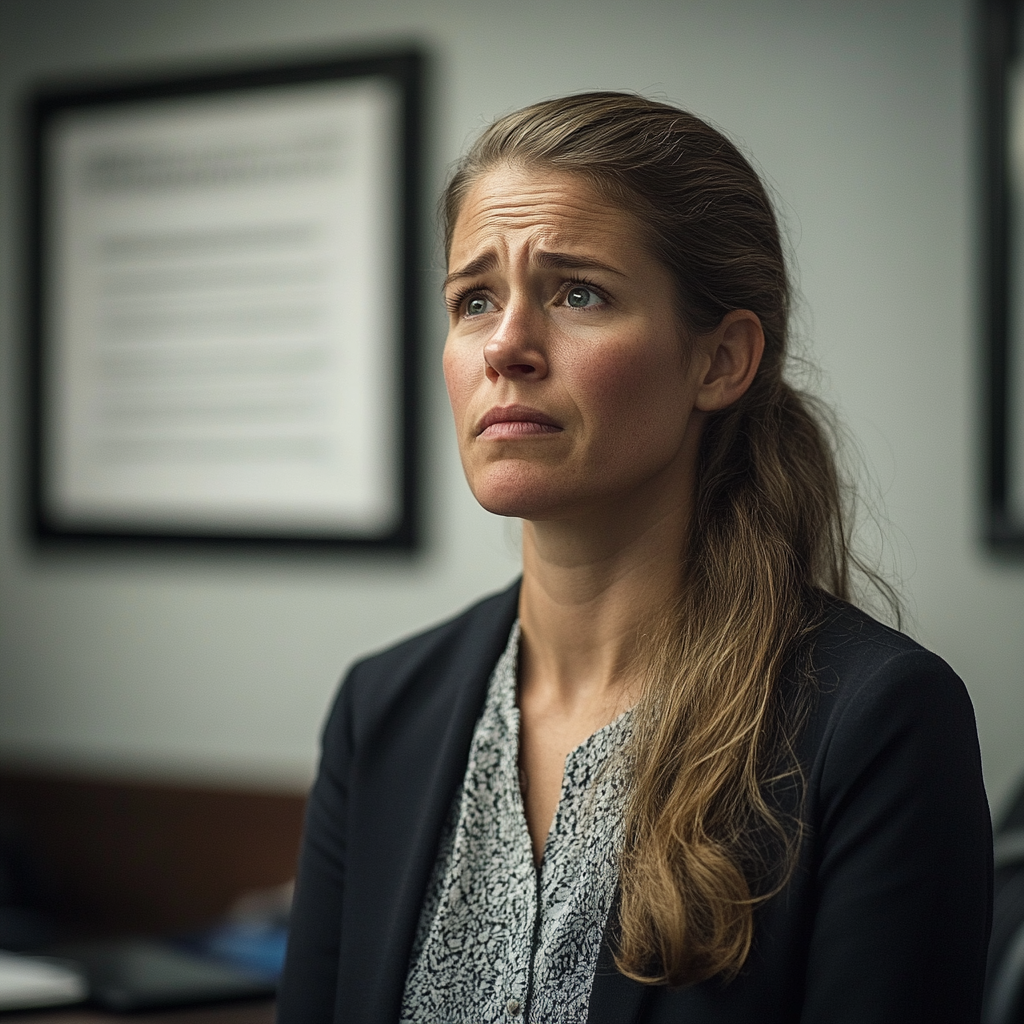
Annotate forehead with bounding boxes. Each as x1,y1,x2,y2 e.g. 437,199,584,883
448,164,648,268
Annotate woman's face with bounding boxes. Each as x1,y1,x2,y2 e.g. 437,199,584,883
443,163,711,524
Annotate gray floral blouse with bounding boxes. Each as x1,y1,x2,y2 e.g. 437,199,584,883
400,622,632,1024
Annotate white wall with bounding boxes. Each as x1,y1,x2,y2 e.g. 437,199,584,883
2,0,1022,812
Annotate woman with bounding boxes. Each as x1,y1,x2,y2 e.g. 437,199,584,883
278,93,992,1024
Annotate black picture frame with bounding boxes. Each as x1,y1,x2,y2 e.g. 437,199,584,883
26,49,422,551
983,0,1024,550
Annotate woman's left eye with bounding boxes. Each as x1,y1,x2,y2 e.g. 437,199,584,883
564,285,603,309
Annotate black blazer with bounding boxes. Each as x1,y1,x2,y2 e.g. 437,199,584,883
278,581,992,1023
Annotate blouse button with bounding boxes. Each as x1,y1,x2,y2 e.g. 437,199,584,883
507,997,522,1015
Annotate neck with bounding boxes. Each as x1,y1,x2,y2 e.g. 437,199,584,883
517,492,688,715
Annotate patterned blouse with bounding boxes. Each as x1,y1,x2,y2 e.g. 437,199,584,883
400,622,633,1024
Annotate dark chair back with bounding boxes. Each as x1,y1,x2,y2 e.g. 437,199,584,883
985,785,1024,1024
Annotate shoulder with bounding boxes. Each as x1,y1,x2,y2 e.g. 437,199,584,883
810,597,948,681
326,578,522,746
799,596,982,800
807,596,968,716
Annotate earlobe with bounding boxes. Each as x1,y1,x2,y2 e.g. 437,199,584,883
694,310,765,413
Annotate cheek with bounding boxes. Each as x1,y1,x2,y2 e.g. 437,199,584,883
442,343,473,416
571,331,688,429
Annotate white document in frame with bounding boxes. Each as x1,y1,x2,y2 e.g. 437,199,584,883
44,77,401,536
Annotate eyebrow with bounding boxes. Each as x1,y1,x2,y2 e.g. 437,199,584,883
442,249,627,291
443,252,498,291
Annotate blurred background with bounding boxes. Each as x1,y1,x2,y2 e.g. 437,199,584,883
0,0,1019,974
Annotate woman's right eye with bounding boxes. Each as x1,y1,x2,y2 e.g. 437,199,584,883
465,295,492,316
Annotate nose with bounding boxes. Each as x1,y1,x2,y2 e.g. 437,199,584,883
483,305,549,382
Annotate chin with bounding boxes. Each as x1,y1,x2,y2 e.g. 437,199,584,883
467,463,572,521
472,487,563,521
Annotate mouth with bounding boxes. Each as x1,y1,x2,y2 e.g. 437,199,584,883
475,404,563,439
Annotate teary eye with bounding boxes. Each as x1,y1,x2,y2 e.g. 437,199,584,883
566,285,602,308
466,295,492,316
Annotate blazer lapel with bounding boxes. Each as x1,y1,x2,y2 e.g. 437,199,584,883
337,582,521,1022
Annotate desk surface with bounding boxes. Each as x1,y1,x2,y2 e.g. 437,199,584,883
0,999,274,1022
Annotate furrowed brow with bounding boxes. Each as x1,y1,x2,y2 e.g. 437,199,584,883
443,249,626,291
442,252,498,291
534,251,626,277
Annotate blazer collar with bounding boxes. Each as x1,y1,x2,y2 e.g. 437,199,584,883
339,580,522,1022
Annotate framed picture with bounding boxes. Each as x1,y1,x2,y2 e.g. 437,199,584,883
27,49,422,549
983,0,1024,550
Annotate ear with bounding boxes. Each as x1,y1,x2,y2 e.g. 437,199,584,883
693,309,765,413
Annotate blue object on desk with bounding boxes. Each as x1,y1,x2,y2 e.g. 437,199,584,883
176,922,288,980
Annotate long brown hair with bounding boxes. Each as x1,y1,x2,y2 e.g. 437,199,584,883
443,92,891,987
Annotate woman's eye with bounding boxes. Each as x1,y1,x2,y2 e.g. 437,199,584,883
465,295,492,316
565,285,602,309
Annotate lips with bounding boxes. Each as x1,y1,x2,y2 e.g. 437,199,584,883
475,404,563,438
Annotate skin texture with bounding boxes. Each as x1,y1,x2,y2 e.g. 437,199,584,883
443,164,764,862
